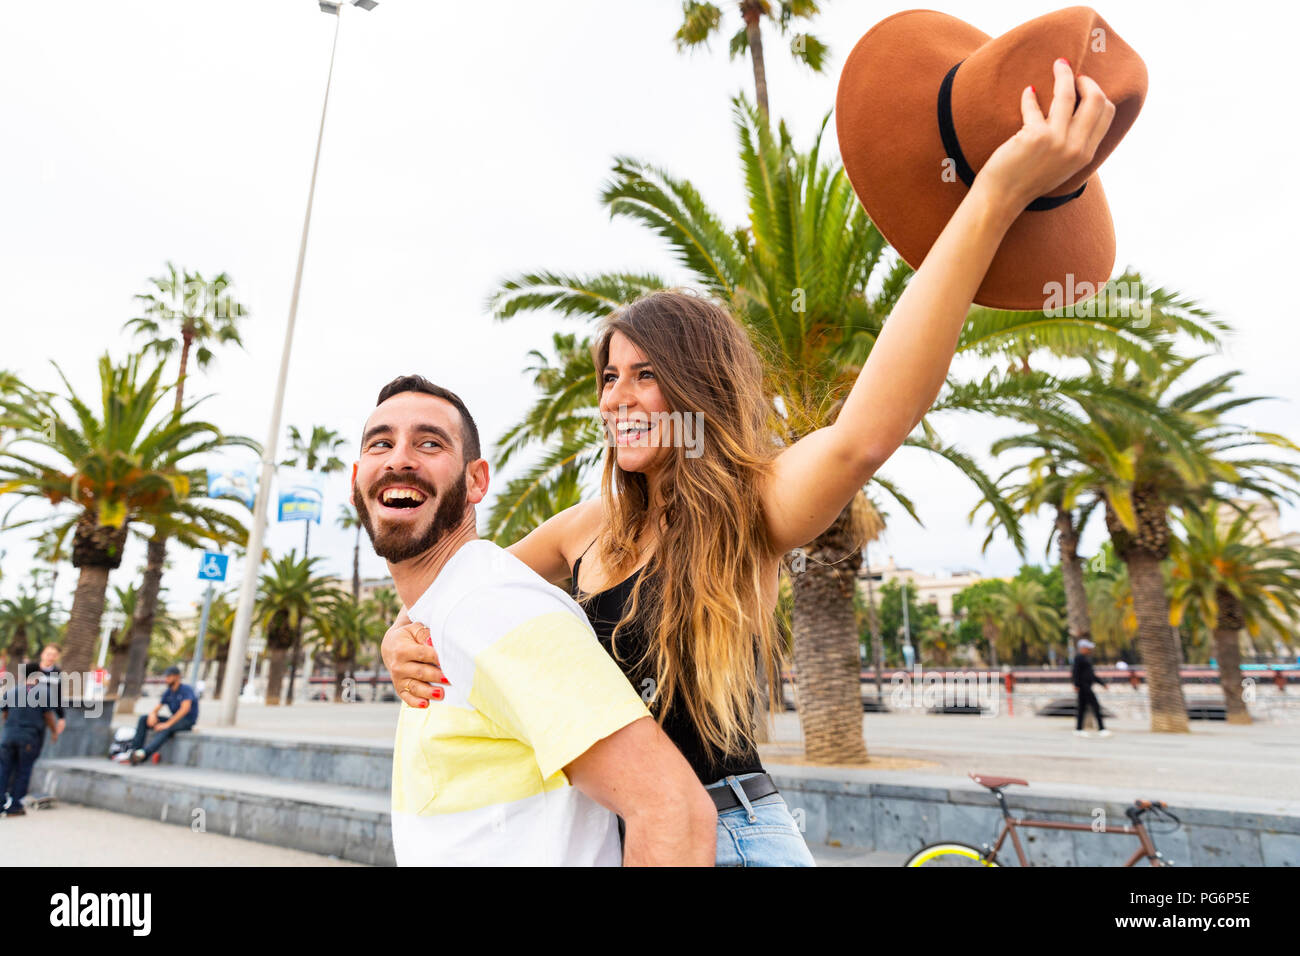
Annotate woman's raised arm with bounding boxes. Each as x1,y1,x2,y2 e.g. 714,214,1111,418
760,59,1116,555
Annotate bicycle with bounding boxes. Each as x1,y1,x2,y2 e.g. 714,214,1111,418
904,773,1180,867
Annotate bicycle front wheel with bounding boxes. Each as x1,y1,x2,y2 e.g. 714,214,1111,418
904,842,999,867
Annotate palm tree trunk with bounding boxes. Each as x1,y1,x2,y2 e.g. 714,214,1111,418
285,631,302,706
1214,628,1250,724
1105,490,1189,733
352,526,361,602
63,565,112,677
264,646,289,705
740,1,769,118
117,534,168,716
107,640,128,699
790,502,868,764
334,659,347,702
864,543,883,700
1214,588,1250,725
5,623,29,675
214,655,227,700
1125,551,1189,732
983,618,999,669
1056,506,1092,648
173,327,193,416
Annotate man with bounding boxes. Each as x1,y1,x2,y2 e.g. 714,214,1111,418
352,374,716,866
0,662,60,816
128,666,198,764
38,644,66,738
1072,639,1110,737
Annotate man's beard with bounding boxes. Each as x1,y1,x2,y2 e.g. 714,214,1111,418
353,471,468,563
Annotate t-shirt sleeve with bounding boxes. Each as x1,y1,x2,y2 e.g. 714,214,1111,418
443,585,651,780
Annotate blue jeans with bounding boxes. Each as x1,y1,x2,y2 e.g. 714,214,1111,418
0,735,43,809
707,772,816,867
130,713,196,757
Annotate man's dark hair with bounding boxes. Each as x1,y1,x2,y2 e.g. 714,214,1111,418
373,375,481,462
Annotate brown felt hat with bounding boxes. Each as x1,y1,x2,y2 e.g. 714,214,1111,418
836,6,1147,310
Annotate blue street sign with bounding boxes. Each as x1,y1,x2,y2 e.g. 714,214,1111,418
197,552,229,582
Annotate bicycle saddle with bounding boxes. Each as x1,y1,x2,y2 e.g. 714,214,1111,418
970,773,1029,791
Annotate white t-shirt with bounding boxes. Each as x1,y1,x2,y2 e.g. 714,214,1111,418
390,539,650,866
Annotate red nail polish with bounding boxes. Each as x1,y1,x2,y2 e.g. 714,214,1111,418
431,687,444,700
418,700,428,708
440,676,451,685
1057,57,1070,66
1030,85,1036,93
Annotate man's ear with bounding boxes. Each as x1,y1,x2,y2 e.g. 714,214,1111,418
466,458,490,506
350,461,358,493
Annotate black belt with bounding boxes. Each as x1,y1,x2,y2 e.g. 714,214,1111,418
709,773,779,812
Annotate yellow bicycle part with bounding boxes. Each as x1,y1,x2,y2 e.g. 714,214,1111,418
905,842,1000,867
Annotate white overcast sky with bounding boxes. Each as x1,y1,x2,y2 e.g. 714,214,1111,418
1,0,1297,619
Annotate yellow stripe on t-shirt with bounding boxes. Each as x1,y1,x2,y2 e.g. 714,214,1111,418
468,610,651,780
391,611,649,817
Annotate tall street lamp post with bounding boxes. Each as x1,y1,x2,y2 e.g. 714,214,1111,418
218,0,378,726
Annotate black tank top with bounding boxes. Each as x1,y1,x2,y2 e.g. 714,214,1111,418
570,549,765,784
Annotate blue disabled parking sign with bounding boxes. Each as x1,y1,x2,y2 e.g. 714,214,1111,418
197,551,229,582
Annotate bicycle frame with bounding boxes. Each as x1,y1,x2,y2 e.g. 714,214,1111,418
982,789,1164,867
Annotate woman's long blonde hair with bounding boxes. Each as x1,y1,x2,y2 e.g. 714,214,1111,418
589,289,783,759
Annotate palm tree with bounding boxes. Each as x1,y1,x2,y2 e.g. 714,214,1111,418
960,278,1225,666
124,262,248,417
990,354,1300,732
988,578,1063,665
278,424,345,704
279,425,345,557
857,497,887,698
1085,543,1137,661
103,584,138,697
364,585,401,701
100,582,182,697
30,524,72,605
487,99,1128,762
120,265,249,713
177,588,237,699
954,579,1009,668
336,502,363,601
0,587,61,674
115,493,249,714
252,550,334,706
311,592,379,702
484,332,603,545
1169,505,1300,724
674,1,828,118
0,354,257,676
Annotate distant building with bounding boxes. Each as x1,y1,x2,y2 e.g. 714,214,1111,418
857,555,984,624
1214,497,1295,546
358,575,396,604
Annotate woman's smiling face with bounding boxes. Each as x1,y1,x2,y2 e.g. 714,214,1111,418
599,330,673,476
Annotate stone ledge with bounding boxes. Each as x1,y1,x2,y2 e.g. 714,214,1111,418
34,758,394,866
766,764,1300,865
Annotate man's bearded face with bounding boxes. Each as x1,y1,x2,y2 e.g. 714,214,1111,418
352,467,468,563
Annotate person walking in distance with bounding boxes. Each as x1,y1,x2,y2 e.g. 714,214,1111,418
1073,639,1109,737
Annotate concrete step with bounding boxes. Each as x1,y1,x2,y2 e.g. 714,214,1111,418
34,756,394,866
158,732,392,792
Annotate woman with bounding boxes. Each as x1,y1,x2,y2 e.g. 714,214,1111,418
384,57,1117,865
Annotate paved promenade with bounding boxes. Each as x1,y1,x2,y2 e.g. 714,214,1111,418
123,698,1300,801
60,695,1291,865
1,804,358,866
